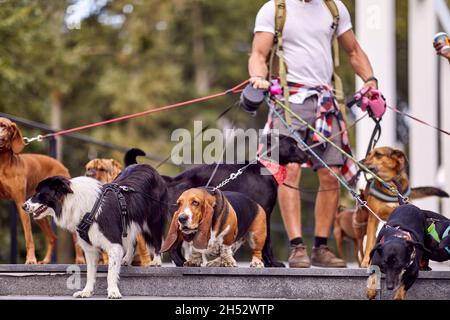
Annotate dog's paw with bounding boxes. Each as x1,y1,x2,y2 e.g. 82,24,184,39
38,258,51,264
206,258,222,267
75,257,86,265
25,257,38,264
121,257,133,266
107,288,122,299
366,288,378,300
249,258,264,268
183,260,201,267
361,259,370,268
221,257,238,267
73,290,93,298
148,255,162,267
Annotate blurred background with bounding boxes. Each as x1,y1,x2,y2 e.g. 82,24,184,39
0,0,449,264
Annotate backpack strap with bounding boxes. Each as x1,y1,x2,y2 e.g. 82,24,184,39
268,0,345,122
323,0,344,104
269,0,291,124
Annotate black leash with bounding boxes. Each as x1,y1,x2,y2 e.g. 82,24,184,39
365,119,382,157
77,183,134,245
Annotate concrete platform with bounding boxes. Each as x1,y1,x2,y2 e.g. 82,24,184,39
0,264,449,300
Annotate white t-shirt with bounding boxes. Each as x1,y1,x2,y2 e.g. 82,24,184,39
254,0,352,87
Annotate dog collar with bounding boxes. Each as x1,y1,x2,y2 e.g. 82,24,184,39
369,180,411,203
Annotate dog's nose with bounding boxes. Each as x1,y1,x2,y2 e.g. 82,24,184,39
85,170,96,178
22,203,29,212
178,214,188,224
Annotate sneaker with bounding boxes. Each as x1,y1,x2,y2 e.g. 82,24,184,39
311,245,347,268
288,244,311,268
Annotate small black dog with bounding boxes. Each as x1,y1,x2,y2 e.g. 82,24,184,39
421,210,450,269
163,133,308,267
367,204,429,300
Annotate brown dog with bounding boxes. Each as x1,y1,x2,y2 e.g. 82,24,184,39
360,147,449,267
161,188,267,268
334,191,369,266
84,156,151,266
0,117,84,264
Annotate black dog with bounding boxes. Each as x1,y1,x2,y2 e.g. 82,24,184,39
421,210,450,269
367,204,429,300
23,164,168,299
163,134,308,267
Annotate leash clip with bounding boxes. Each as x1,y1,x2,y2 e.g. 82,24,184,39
23,135,44,145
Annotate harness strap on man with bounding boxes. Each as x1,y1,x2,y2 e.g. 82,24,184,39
269,0,344,125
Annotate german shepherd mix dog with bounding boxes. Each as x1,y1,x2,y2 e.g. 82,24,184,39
360,147,448,267
367,204,429,300
23,164,167,299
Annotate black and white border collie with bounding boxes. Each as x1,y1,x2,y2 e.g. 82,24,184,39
23,164,168,299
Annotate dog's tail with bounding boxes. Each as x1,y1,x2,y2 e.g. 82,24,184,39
410,187,449,200
124,148,146,167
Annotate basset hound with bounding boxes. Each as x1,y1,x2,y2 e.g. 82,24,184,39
161,188,267,268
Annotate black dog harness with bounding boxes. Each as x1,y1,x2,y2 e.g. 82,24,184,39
77,183,134,245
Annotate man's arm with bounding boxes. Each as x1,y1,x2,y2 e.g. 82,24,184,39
434,42,450,63
339,29,377,89
248,32,274,89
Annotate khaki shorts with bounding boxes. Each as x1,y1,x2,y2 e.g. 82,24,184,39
270,96,345,170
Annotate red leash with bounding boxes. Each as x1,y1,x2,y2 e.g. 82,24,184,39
387,105,450,136
36,80,248,141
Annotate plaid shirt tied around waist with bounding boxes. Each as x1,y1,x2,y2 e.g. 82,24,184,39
268,81,359,186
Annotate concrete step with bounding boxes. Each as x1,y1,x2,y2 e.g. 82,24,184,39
0,264,449,300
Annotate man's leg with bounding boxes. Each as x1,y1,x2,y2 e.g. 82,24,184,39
278,163,311,268
311,166,346,268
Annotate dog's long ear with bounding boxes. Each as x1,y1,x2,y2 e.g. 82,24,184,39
10,123,25,154
439,236,450,250
193,193,215,250
161,212,181,253
369,243,383,261
392,149,408,172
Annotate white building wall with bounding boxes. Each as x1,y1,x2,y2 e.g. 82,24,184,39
409,0,439,212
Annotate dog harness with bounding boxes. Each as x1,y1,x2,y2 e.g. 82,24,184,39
77,183,133,245
426,222,450,255
368,180,411,203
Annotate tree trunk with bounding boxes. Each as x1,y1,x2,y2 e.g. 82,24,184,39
191,1,210,94
51,89,72,264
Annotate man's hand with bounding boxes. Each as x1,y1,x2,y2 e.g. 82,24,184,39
433,42,450,60
249,76,271,90
363,78,378,90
